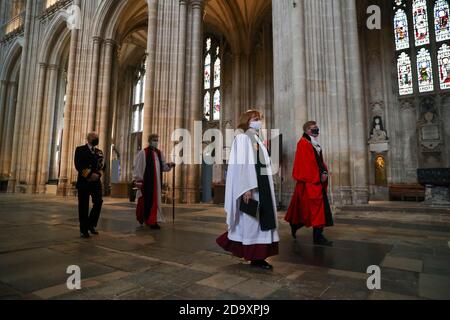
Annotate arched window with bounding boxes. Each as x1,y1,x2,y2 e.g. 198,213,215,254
203,36,221,122
132,58,146,133
393,0,450,96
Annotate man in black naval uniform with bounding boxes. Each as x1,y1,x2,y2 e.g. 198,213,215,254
74,132,106,238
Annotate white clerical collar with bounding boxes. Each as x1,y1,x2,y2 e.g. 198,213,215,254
309,135,322,153
309,135,320,146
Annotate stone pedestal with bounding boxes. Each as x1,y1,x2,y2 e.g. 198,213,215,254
425,186,450,205
6,179,16,193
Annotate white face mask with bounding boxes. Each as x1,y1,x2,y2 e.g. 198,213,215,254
150,141,159,149
249,121,262,131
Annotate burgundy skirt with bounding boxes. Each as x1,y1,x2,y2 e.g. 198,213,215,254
216,232,279,261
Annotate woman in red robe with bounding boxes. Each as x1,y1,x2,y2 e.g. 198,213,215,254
284,121,334,246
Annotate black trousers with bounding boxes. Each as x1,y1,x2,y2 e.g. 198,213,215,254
77,183,103,234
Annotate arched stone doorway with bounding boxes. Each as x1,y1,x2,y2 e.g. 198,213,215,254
28,13,73,195
0,41,22,192
201,0,274,203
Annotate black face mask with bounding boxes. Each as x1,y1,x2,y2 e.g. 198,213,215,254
311,128,320,136
91,138,99,147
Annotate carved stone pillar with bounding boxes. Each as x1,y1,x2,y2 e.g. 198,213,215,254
185,0,204,203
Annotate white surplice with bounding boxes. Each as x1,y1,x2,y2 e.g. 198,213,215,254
225,133,279,246
133,148,171,223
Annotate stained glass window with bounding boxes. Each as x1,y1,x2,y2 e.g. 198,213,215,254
134,75,142,105
393,0,450,95
204,92,211,121
203,36,222,122
438,43,450,89
417,48,434,92
131,58,146,133
204,54,211,90
213,90,221,121
398,52,414,95
413,0,430,46
435,0,450,42
395,9,410,50
214,58,221,88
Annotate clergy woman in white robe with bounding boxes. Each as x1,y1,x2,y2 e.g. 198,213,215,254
133,134,175,229
217,110,279,270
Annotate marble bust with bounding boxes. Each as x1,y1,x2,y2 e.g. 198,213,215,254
370,116,388,142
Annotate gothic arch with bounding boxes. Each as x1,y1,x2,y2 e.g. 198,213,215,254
0,38,23,81
38,12,71,64
91,0,148,42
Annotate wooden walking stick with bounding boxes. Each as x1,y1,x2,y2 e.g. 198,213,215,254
172,150,176,224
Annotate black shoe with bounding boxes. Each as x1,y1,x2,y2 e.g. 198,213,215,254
150,224,161,230
89,227,99,235
250,260,273,270
313,237,333,246
80,232,90,239
290,224,303,239
259,260,274,270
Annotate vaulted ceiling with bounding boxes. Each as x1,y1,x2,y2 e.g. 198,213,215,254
204,0,272,53
119,27,147,68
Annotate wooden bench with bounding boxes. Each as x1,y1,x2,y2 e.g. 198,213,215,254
389,184,425,202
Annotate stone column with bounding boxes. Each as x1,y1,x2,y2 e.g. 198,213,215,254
97,39,115,192
174,0,188,202
331,0,351,204
57,8,80,196
37,64,59,193
28,63,48,192
98,40,115,153
9,0,32,192
185,0,204,203
143,0,159,144
289,0,308,195
0,80,8,168
343,0,369,204
88,36,103,132
2,82,18,179
292,0,308,127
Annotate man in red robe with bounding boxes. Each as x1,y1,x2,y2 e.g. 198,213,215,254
133,134,175,229
285,121,334,246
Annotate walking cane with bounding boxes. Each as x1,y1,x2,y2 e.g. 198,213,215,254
172,161,176,224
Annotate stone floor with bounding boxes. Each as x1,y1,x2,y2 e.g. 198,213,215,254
0,194,449,300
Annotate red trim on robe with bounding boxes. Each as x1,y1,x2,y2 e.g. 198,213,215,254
216,232,279,261
284,137,329,228
135,149,159,226
149,150,158,225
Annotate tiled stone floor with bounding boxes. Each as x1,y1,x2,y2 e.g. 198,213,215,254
0,194,449,300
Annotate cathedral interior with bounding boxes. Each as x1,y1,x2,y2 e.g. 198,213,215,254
0,0,449,205
0,0,449,302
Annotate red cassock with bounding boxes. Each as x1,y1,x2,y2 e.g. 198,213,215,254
285,136,329,228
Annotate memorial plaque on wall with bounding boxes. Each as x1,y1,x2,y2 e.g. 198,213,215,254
421,125,440,141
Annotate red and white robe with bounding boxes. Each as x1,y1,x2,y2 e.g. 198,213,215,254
217,132,279,261
133,147,171,226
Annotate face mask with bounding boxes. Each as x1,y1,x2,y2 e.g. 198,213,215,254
249,121,262,131
91,138,99,146
310,128,320,137
150,141,159,149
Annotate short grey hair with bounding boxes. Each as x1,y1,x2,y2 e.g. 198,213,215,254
86,132,99,141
